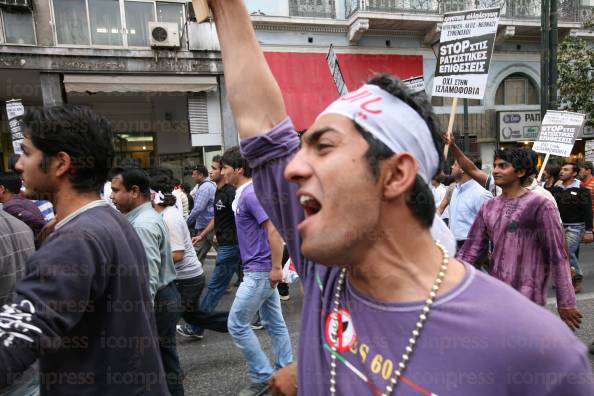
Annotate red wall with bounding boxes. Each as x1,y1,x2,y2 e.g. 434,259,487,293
264,52,424,131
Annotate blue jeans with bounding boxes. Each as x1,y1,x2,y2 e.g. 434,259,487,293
564,224,585,279
176,274,228,333
201,244,241,312
155,282,183,396
228,271,293,383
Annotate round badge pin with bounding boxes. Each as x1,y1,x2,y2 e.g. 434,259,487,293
325,308,356,352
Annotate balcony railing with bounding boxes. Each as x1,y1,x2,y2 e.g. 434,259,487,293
346,0,580,22
290,0,337,18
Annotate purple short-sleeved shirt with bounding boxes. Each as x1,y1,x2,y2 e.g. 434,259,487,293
235,182,272,273
240,117,594,395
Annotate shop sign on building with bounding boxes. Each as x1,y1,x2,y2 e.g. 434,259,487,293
499,111,541,142
432,8,500,100
532,111,585,157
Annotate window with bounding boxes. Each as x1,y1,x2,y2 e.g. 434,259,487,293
125,1,154,47
495,73,539,105
89,0,123,46
157,2,183,25
52,0,185,47
53,0,90,45
157,2,184,41
1,8,35,44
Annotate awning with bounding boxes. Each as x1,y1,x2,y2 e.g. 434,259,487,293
63,75,218,93
263,52,423,131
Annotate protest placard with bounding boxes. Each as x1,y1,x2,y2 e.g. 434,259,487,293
326,44,348,96
585,140,594,163
5,99,25,155
532,111,585,157
533,110,585,182
431,8,500,100
403,76,425,94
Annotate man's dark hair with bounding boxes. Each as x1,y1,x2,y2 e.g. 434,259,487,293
469,156,482,169
221,146,252,178
562,162,579,176
583,161,594,174
493,148,532,184
0,173,22,194
111,167,151,198
212,154,222,165
193,165,209,178
148,168,176,207
358,73,445,228
546,164,560,180
23,105,114,194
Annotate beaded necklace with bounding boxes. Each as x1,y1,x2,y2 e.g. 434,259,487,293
328,242,450,396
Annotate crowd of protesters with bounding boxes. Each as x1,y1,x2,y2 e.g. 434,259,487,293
1,1,594,395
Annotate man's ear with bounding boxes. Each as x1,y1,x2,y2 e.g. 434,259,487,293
382,153,418,201
54,151,72,178
130,185,141,198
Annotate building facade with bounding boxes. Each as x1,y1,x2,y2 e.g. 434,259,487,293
0,0,592,176
246,0,591,168
0,0,235,182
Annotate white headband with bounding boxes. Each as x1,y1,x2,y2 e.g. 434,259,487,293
318,84,438,184
150,189,165,204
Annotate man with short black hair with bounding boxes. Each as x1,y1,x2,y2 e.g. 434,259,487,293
0,105,167,395
208,2,594,395
178,155,242,338
552,162,593,293
221,147,292,396
188,165,217,262
449,159,492,249
110,167,183,396
0,173,44,236
458,149,580,328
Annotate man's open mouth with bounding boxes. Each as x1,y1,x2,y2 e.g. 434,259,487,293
299,195,322,217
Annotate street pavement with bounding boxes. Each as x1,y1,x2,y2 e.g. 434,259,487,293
178,245,594,396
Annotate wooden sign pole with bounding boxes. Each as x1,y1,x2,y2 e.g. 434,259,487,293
192,0,210,22
537,153,550,183
443,97,459,158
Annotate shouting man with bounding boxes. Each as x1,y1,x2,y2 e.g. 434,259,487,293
207,1,594,395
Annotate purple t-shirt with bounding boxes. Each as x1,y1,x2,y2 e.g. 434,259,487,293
235,182,272,273
457,191,576,309
240,117,594,395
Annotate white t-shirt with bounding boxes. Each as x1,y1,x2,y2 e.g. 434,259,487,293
161,206,203,280
431,183,447,207
170,188,186,221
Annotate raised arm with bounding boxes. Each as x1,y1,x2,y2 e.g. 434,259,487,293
445,135,489,188
209,0,287,138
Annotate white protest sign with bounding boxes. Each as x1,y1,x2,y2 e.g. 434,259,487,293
326,44,348,96
403,76,425,94
532,111,585,157
585,140,594,163
432,8,500,100
5,99,25,155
